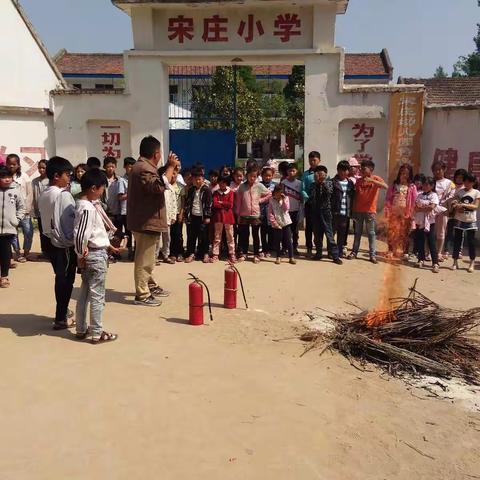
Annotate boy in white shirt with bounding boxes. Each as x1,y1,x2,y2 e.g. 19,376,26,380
282,163,303,255
74,168,119,344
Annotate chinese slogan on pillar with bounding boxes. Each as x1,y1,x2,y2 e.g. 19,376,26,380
388,92,424,181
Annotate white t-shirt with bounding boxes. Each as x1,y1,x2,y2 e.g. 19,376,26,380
435,178,454,206
281,179,302,212
414,191,439,229
192,189,203,217
453,188,480,224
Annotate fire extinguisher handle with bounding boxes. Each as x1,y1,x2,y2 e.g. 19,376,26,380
229,265,249,310
188,273,214,322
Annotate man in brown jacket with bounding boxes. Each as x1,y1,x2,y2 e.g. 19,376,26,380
127,135,179,306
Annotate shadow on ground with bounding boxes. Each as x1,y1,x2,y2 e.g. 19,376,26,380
0,314,77,340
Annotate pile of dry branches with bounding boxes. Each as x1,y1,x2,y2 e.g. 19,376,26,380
301,281,480,384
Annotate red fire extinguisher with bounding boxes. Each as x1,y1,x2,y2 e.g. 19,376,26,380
224,264,248,310
188,273,213,326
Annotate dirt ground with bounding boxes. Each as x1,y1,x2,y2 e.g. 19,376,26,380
0,235,479,480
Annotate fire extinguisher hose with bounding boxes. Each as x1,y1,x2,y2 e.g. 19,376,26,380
188,273,214,322
228,265,249,310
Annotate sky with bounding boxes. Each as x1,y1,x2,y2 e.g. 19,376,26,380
20,0,479,78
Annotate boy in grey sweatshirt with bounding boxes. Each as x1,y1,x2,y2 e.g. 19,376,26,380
0,166,25,287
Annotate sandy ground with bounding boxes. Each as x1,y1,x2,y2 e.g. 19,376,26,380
0,236,479,480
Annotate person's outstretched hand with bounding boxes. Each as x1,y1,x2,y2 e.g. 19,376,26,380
167,151,180,168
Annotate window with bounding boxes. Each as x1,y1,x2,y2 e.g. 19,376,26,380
238,143,248,159
95,84,114,90
169,85,178,103
72,83,82,90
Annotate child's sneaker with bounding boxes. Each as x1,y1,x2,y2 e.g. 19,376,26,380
432,264,440,273
416,260,424,268
184,255,194,264
468,262,475,273
253,256,261,264
164,257,176,264
275,257,281,265
202,254,210,264
289,258,297,265
0,277,10,288
451,261,458,271
176,255,184,262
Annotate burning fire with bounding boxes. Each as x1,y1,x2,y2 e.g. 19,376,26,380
365,212,408,328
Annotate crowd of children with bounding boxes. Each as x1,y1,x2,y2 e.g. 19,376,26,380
1,147,479,340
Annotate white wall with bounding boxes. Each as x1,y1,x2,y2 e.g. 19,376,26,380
64,77,125,90
304,52,391,174
422,108,480,175
54,55,169,165
0,114,55,177
338,118,388,181
0,0,61,108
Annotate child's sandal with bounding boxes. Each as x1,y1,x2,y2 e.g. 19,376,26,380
210,255,219,263
253,256,261,264
202,255,210,264
91,331,118,345
184,255,194,264
0,277,10,288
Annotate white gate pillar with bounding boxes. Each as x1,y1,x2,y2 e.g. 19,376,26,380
303,54,340,174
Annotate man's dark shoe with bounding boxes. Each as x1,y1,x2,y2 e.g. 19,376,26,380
53,322,70,331
134,296,162,307
370,256,378,264
312,253,323,261
333,258,343,265
149,286,170,297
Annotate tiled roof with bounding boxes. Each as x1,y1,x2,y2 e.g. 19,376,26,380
345,50,392,78
399,77,480,107
55,52,125,75
55,51,391,78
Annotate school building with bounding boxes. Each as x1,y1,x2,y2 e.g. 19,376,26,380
1,0,480,181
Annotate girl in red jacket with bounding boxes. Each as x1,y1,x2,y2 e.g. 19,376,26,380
211,176,236,263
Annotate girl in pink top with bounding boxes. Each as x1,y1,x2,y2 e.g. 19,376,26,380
235,165,271,263
384,164,417,259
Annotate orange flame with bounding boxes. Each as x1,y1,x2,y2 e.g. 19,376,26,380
365,212,408,328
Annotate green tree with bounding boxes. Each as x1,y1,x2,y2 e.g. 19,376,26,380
191,66,264,143
283,66,305,146
452,23,480,77
434,65,448,78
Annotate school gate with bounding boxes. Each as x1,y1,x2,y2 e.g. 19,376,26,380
52,0,423,178
168,66,236,171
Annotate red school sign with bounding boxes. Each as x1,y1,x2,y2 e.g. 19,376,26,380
167,12,303,44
